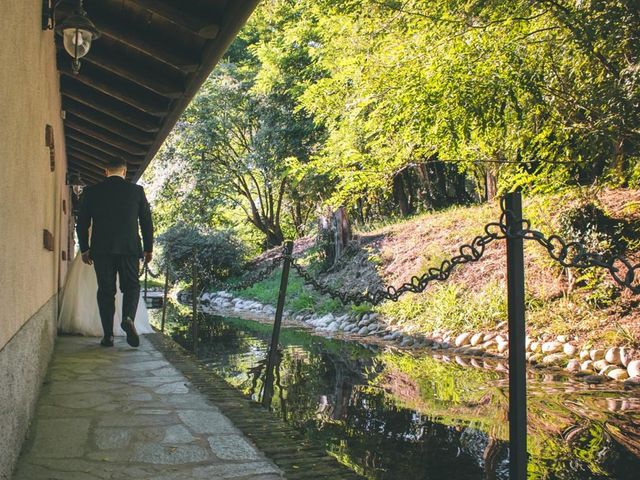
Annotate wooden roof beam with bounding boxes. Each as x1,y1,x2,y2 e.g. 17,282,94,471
132,0,221,39
60,84,161,133
66,129,146,163
63,105,156,146
66,139,144,167
95,15,200,72
59,64,170,116
67,162,104,181
79,47,185,99
67,154,106,172
65,119,149,155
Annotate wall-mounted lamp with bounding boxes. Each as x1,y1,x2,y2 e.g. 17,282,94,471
42,0,100,74
66,172,86,186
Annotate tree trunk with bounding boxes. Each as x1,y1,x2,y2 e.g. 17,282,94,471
393,173,411,216
485,167,498,201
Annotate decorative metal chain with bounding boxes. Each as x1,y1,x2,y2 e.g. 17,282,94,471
138,262,161,279
290,200,639,305
500,198,639,295
205,253,285,292
291,222,505,305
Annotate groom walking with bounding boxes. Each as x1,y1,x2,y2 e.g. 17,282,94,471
76,158,154,347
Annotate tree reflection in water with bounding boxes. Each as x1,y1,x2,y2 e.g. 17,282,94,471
164,311,640,480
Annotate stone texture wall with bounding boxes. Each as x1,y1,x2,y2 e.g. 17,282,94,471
0,295,57,480
0,0,70,350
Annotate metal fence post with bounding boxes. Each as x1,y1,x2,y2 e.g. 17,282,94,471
160,261,170,333
505,191,527,480
263,240,293,407
192,248,199,354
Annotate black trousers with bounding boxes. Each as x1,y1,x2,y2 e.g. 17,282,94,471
93,255,140,337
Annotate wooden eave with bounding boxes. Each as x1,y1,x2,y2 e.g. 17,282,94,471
57,0,260,184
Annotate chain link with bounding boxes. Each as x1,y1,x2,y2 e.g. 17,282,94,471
500,198,639,295
204,253,285,292
290,200,639,305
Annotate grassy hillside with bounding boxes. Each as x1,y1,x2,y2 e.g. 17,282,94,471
236,188,640,348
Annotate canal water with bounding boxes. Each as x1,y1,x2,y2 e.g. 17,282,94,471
153,308,640,479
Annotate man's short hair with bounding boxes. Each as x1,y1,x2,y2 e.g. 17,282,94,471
106,158,127,170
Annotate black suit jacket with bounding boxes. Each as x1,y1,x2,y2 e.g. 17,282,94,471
76,176,153,256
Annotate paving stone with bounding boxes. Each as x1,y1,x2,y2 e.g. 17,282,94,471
208,435,260,460
130,442,211,464
193,462,281,478
163,425,197,444
13,336,283,480
122,360,170,371
30,418,91,458
155,381,190,394
95,428,131,450
158,394,216,410
50,392,111,409
179,410,238,434
98,413,177,427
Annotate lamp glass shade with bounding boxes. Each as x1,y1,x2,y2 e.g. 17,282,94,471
62,28,93,60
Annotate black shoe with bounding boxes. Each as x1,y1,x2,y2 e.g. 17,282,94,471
121,318,140,347
100,336,114,347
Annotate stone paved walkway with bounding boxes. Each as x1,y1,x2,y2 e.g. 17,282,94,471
13,336,284,480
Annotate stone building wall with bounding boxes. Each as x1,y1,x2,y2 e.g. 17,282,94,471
0,1,70,477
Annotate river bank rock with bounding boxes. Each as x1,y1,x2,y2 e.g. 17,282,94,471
455,332,472,347
541,341,563,354
566,359,580,372
200,290,637,383
608,369,629,380
627,360,640,378
605,347,625,365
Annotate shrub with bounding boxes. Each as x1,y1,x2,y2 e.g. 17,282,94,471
558,202,626,257
157,224,245,285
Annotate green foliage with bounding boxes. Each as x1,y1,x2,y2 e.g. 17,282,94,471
378,280,508,334
233,267,347,315
559,202,627,257
156,224,246,285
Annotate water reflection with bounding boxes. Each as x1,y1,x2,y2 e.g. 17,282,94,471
161,310,640,479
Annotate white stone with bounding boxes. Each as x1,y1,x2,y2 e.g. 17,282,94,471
579,350,590,361
470,333,483,346
590,349,605,361
581,360,594,371
455,332,472,347
627,360,640,378
563,343,578,356
593,359,610,372
566,359,581,372
541,341,563,354
605,347,623,365
542,353,566,365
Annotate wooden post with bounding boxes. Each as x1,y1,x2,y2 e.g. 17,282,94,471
160,262,169,333
505,191,527,480
262,240,293,407
192,248,199,354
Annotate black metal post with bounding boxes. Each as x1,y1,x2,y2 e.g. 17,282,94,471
192,249,199,354
262,240,293,407
160,262,169,333
505,191,527,480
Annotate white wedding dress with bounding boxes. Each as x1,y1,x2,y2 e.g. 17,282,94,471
59,253,155,337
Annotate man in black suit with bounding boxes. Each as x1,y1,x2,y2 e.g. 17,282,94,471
76,158,154,347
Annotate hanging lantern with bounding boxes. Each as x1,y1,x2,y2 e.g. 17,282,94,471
54,0,100,74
